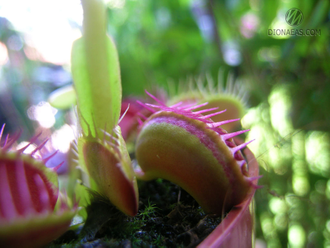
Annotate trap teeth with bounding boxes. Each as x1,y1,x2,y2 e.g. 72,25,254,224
221,129,250,141
231,139,255,154
193,107,219,115
206,118,240,128
200,110,227,119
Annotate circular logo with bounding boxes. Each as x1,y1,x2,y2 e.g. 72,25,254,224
285,8,304,27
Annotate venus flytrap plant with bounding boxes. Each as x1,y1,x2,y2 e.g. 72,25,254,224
71,0,138,216
135,92,261,215
47,0,260,243
2,0,261,245
0,124,75,248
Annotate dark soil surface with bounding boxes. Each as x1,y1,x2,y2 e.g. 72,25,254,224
49,179,224,248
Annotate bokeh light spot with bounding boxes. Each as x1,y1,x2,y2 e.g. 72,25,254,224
289,224,305,247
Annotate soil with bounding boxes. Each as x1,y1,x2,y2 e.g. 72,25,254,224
49,179,224,248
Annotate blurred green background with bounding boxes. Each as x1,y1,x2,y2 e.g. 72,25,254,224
1,0,330,247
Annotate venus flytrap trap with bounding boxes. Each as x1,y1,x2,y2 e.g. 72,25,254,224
0,124,76,248
135,92,260,214
71,0,138,216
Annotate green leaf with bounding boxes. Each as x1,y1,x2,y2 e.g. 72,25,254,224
71,0,121,138
48,85,76,109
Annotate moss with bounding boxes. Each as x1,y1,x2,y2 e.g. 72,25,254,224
49,179,223,247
